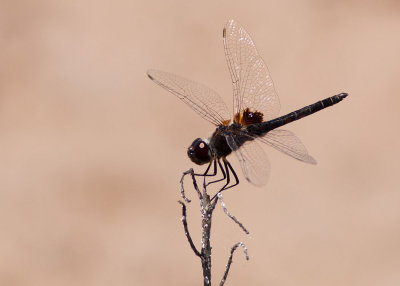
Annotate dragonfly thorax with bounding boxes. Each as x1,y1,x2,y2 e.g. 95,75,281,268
209,126,235,159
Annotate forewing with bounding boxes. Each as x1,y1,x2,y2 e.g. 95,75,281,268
147,69,230,126
223,19,280,120
225,134,270,187
257,129,317,164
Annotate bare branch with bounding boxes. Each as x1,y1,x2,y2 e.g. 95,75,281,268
180,168,248,285
180,168,203,202
200,193,214,286
218,193,250,235
178,200,201,257
219,242,249,286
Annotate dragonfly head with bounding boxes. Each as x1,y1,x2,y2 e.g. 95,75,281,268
187,138,212,165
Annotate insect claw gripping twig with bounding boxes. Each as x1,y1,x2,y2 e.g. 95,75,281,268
219,242,249,286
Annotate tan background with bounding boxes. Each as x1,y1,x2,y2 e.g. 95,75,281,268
1,0,399,285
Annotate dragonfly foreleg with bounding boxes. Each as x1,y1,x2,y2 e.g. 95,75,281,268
211,159,239,201
192,161,217,188
206,159,227,187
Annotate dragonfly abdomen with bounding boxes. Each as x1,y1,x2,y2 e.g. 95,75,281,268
246,93,348,136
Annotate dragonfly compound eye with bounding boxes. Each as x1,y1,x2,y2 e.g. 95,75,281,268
187,138,211,165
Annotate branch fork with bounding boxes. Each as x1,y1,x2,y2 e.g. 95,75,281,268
179,169,249,285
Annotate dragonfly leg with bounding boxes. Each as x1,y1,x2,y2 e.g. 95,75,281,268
193,161,218,187
206,159,227,186
203,161,213,187
222,160,239,191
180,163,227,199
193,160,218,177
211,159,239,201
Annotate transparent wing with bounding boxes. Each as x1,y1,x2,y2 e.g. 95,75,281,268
147,69,231,126
223,19,280,121
225,133,270,187
257,129,317,164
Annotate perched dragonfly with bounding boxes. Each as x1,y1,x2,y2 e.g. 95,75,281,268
148,19,347,194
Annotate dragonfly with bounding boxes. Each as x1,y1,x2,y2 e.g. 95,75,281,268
147,19,347,196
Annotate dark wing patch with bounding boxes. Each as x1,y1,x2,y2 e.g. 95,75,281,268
234,108,264,125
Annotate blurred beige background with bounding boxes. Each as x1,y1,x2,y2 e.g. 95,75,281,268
1,0,399,285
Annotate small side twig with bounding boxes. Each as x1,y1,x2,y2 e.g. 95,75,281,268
218,193,250,235
219,242,249,286
178,200,201,257
180,168,203,202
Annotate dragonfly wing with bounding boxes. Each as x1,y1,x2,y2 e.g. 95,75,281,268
147,69,230,126
225,134,270,187
223,19,280,121
257,129,317,164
